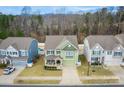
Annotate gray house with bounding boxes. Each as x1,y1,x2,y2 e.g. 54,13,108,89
0,37,38,67
84,35,124,65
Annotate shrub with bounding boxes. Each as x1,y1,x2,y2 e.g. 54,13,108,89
91,62,102,65
0,64,7,68
44,66,57,70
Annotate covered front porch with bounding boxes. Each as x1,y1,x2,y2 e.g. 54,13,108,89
45,55,63,70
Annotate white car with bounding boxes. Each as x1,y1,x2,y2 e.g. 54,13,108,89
3,66,15,75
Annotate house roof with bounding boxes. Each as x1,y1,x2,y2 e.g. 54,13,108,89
115,34,124,47
45,35,78,49
0,37,35,50
86,35,121,50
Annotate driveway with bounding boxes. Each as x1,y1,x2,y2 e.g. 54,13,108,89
108,66,124,84
60,66,81,85
0,61,26,85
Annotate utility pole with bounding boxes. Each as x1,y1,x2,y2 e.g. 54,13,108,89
87,61,90,76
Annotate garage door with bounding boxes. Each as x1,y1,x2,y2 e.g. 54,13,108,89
12,60,27,67
63,60,76,67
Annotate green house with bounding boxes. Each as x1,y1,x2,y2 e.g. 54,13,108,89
44,35,79,70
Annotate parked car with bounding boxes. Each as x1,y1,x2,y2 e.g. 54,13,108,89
3,66,15,75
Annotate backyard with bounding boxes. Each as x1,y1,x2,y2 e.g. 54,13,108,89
77,55,119,84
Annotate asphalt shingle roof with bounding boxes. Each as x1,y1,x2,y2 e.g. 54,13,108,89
45,35,78,49
86,35,121,50
0,37,35,50
115,34,124,47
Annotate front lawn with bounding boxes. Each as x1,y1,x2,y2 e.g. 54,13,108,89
18,57,62,77
77,55,114,76
0,69,3,76
82,79,118,84
77,55,118,84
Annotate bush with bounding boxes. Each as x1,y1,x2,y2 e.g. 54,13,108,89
0,64,7,68
91,62,102,65
44,66,57,70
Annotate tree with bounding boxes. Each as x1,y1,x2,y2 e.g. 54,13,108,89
16,31,24,37
117,6,124,34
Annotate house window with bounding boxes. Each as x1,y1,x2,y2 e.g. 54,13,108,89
10,52,12,55
7,51,9,55
107,51,112,55
47,51,50,55
51,51,54,55
46,60,55,65
13,52,17,55
92,50,101,55
114,52,122,57
91,57,100,62
1,51,6,55
47,50,54,55
66,51,74,58
56,50,61,55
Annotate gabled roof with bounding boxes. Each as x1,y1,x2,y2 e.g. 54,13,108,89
86,35,120,50
0,37,36,50
115,34,124,47
45,35,78,49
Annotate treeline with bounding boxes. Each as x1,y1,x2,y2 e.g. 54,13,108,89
0,6,124,43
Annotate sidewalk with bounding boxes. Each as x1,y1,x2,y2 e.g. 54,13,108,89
16,76,62,80
80,76,119,80
60,66,81,85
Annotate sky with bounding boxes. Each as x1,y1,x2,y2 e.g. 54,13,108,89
0,6,115,15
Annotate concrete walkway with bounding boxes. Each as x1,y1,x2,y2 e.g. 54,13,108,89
0,67,24,85
108,66,124,84
80,76,119,80
60,66,81,85
16,76,61,80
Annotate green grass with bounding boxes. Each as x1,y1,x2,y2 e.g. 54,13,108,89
14,79,60,84
18,57,62,77
0,69,3,76
77,55,114,76
81,79,119,84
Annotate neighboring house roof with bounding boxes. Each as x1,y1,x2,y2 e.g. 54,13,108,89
45,35,78,50
0,37,35,50
115,34,124,47
86,35,120,50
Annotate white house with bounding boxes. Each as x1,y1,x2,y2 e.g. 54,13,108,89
0,37,38,67
84,35,124,65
